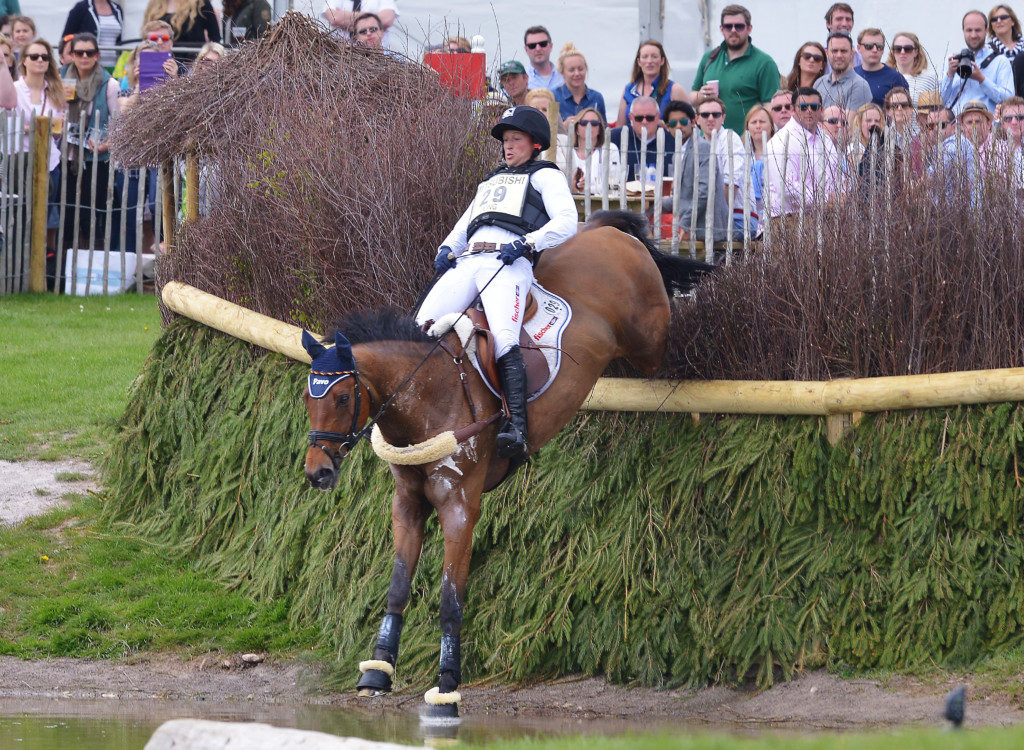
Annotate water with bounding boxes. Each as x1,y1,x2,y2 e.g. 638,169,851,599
0,697,706,749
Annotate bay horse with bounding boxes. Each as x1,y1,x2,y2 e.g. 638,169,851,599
301,210,709,716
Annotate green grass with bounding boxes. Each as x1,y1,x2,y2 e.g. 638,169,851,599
481,727,1024,750
0,494,318,659
0,293,161,461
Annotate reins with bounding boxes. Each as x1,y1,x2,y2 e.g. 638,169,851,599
310,261,508,465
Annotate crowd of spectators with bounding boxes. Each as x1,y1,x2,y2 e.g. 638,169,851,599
7,0,1024,266
491,3,1024,241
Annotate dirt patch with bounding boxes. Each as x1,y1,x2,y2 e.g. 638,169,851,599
0,656,1020,730
0,460,96,525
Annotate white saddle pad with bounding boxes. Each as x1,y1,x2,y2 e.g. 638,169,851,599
429,281,572,402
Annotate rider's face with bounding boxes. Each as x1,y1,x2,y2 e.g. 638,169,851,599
503,130,535,166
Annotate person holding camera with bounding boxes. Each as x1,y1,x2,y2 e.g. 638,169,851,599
940,10,1014,115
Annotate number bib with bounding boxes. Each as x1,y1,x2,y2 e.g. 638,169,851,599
467,173,530,224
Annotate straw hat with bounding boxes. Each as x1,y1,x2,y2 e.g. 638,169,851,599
958,100,993,122
916,90,943,112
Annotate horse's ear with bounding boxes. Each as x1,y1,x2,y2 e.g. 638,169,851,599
301,329,327,360
334,331,357,371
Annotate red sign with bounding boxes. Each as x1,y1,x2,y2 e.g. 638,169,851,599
423,52,486,98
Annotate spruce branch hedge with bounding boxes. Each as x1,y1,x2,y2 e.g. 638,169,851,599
103,320,1024,688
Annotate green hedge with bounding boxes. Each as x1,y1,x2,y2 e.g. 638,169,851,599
102,319,1024,689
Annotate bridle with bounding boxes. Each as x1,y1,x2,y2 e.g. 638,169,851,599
307,372,371,472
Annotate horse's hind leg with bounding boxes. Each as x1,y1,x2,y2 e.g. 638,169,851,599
357,475,429,696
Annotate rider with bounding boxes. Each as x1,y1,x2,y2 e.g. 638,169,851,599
416,105,578,461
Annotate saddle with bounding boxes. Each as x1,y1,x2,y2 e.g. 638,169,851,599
464,294,550,400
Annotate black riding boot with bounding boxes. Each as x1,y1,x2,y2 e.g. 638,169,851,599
496,345,528,460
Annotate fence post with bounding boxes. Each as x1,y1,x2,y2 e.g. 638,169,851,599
544,105,559,166
185,153,199,223
29,116,50,292
161,159,175,250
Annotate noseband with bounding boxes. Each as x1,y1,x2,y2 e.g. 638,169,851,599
307,372,370,472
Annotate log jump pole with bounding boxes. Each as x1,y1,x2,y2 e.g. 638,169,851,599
161,281,1024,425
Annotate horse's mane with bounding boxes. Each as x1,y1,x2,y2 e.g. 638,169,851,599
328,307,432,345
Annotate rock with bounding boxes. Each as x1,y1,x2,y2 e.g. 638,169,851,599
241,653,265,664
144,719,415,750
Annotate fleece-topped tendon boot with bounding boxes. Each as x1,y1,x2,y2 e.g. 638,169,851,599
496,345,529,460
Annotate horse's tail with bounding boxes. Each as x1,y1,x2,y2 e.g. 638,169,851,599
583,209,714,296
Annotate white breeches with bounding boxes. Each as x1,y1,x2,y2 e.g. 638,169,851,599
416,254,534,358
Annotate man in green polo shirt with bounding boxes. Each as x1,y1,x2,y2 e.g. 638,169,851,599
692,3,781,134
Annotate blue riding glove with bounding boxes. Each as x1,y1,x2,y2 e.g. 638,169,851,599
434,246,456,274
498,238,531,265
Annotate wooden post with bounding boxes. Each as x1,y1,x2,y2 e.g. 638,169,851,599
29,116,50,292
185,153,199,223
544,104,560,166
161,158,175,250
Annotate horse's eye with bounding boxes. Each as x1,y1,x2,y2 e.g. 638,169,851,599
337,393,350,406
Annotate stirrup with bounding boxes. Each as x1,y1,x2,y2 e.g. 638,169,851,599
496,426,527,460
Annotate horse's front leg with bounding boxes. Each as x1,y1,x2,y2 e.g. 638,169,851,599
357,473,429,696
424,478,482,716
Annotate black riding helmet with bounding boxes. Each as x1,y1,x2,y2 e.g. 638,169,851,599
491,105,551,152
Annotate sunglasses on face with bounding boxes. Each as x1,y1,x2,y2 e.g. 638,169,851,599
147,33,171,42
771,103,792,112
73,49,98,57
632,114,658,122
356,26,380,34
824,117,847,125
924,121,951,130
722,23,747,31
25,52,49,61
796,102,821,111
801,52,824,62
525,40,550,49
698,111,724,119
891,44,917,53
991,13,1013,22
578,119,602,126
1003,113,1024,122
886,102,911,110
860,42,884,51
918,105,940,112
665,117,690,127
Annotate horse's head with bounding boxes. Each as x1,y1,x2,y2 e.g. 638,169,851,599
301,330,370,490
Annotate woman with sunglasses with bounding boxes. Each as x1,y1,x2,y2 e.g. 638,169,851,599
615,39,687,125
11,38,64,284
885,32,938,111
785,42,827,91
989,6,1024,58
562,107,619,195
743,104,774,227
143,0,220,55
60,32,120,253
61,0,124,71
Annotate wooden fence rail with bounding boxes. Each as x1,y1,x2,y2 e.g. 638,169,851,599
161,280,1024,422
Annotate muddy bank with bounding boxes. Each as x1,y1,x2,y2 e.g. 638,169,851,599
0,656,1020,730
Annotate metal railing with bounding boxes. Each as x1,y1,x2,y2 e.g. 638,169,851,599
0,111,186,297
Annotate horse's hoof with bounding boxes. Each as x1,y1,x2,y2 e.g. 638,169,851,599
356,659,394,695
421,686,461,722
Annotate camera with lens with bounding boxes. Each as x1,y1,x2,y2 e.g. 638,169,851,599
955,48,976,79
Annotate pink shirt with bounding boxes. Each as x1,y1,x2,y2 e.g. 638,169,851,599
763,117,840,218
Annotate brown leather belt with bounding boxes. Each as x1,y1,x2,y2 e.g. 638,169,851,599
468,242,499,254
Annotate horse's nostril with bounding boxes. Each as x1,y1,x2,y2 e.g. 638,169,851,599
312,466,336,487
